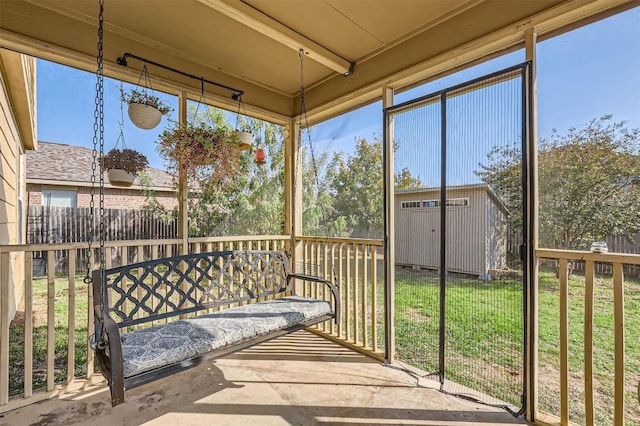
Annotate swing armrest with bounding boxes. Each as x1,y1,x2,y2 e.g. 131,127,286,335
288,273,340,325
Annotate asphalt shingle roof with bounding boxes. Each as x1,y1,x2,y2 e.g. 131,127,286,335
27,142,174,189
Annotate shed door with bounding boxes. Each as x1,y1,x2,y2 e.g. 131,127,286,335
385,63,531,414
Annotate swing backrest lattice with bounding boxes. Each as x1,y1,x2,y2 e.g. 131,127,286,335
104,250,292,328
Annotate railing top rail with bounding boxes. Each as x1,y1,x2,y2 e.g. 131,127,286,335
536,248,640,265
0,239,185,253
296,236,384,246
0,235,291,253
188,235,290,243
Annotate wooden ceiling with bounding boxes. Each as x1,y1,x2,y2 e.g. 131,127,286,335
0,0,632,121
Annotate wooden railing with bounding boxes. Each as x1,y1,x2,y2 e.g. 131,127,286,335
0,235,290,412
295,236,385,360
535,249,640,426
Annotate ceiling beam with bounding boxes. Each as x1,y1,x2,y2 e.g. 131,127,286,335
197,0,353,75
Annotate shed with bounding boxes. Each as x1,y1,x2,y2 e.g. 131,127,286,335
395,184,509,278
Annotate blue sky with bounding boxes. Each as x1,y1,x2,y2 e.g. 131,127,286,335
37,8,639,172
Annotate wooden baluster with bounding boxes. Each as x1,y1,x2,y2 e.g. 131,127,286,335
67,251,76,385
612,262,625,426
559,258,569,426
46,252,55,391
24,252,33,397
361,244,368,348
1,253,11,404
584,260,595,426
371,246,379,353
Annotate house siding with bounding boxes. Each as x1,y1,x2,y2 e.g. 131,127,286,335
0,51,35,320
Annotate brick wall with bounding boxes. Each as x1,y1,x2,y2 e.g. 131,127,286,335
27,184,178,210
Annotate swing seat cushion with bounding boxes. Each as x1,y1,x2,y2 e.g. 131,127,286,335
120,296,331,378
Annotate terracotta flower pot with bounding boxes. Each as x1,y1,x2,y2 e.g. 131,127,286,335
128,103,162,130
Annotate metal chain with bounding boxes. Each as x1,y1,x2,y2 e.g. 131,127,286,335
296,49,336,282
115,81,127,150
136,64,155,96
298,49,329,239
85,0,105,284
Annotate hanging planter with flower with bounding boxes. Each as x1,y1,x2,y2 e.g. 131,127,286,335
103,148,149,187
121,65,171,130
157,121,242,185
121,88,171,130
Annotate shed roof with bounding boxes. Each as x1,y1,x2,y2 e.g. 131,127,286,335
26,141,175,190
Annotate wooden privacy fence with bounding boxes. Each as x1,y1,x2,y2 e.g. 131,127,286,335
27,205,178,243
26,206,178,275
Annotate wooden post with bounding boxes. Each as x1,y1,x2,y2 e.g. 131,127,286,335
178,91,189,256
383,85,395,363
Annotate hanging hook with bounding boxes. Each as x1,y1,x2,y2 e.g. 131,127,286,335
195,77,207,117
235,94,242,131
116,81,127,150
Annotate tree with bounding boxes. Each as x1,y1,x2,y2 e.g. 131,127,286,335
301,148,347,237
329,137,385,238
395,167,423,190
188,109,286,236
308,136,423,239
477,115,640,250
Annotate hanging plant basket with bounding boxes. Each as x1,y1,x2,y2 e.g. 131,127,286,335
157,121,241,185
103,148,149,187
121,88,171,130
128,103,163,130
107,169,136,187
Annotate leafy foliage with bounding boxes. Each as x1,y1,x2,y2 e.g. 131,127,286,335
395,167,423,190
157,120,242,188
102,148,149,174
477,115,640,249
120,88,171,115
328,137,385,239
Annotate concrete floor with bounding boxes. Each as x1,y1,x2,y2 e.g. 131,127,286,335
1,331,528,426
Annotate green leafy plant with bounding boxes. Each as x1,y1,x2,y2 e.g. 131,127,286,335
157,121,241,185
120,88,171,115
103,148,149,174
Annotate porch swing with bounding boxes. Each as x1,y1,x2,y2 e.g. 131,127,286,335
88,0,340,407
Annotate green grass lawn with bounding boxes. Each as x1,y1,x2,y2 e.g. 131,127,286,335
393,266,640,424
393,267,524,407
